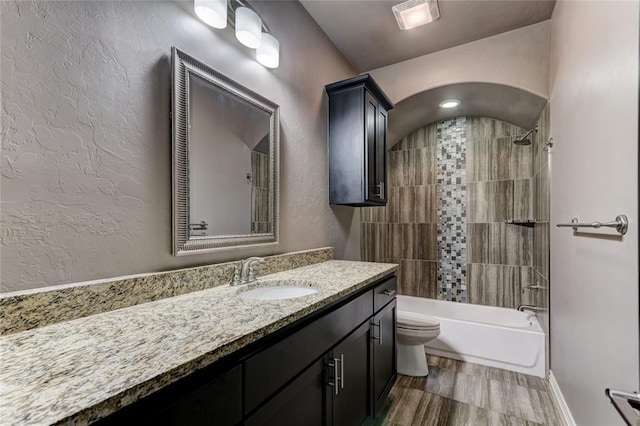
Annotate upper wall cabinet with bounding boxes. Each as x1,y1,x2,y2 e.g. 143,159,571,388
326,74,394,206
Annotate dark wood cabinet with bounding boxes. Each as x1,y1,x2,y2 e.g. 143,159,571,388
326,74,394,206
98,274,397,426
246,356,327,426
329,321,372,426
244,290,372,413
372,299,397,415
96,362,242,426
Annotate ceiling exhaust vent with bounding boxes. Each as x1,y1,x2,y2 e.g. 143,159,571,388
392,0,440,30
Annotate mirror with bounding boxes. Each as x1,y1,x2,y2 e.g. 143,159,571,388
172,47,279,255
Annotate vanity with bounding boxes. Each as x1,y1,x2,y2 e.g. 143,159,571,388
0,256,397,425
98,271,397,426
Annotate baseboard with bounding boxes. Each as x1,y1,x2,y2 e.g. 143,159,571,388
549,370,577,426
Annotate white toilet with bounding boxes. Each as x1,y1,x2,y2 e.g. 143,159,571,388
396,310,441,376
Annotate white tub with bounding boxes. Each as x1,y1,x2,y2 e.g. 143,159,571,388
398,295,546,377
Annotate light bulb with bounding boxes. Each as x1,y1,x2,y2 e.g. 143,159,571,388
256,33,279,68
235,7,262,49
194,0,227,29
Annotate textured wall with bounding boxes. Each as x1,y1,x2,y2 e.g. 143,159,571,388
0,1,358,292
549,1,639,424
362,117,535,309
368,21,551,104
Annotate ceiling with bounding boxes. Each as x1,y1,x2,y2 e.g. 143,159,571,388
300,0,556,72
388,82,547,147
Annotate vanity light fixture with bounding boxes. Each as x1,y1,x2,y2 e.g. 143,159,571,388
256,33,279,68
194,0,280,69
439,99,460,109
194,0,228,29
393,0,440,30
235,6,262,48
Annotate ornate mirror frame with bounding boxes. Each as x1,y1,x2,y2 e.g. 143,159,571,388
171,47,280,256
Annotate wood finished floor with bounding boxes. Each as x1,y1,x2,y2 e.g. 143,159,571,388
375,355,562,426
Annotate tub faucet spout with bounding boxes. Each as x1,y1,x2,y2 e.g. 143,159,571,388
517,304,547,312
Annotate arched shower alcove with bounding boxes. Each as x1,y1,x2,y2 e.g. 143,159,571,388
387,82,548,148
361,79,552,374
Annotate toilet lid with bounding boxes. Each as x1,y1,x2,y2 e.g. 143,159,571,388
397,311,440,329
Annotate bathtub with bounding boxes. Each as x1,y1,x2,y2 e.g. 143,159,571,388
398,295,546,378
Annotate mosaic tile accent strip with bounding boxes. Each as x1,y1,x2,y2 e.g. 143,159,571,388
436,117,467,302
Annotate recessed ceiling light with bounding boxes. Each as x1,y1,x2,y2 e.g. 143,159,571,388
439,99,460,109
393,0,440,31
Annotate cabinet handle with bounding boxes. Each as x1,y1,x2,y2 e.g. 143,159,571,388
374,181,385,198
382,289,396,297
339,354,344,390
371,321,382,345
327,357,341,395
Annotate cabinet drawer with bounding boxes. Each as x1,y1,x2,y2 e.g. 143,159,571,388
373,276,397,313
245,290,373,413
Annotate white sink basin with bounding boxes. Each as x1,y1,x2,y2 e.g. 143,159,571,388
239,280,318,301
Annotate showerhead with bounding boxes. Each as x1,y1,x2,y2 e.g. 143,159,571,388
513,126,538,146
513,137,532,146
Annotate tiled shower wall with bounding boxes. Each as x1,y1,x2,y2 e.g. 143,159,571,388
361,124,439,298
362,116,539,309
466,118,534,308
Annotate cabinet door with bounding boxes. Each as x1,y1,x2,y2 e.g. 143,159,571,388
244,290,373,412
96,364,243,426
365,91,381,203
376,106,388,202
246,356,327,426
329,321,372,426
372,299,397,415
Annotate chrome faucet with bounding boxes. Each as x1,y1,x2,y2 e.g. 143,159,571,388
231,257,265,285
517,304,547,312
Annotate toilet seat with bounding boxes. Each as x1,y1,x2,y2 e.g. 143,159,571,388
397,311,440,330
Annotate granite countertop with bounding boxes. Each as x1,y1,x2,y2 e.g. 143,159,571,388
0,260,397,425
